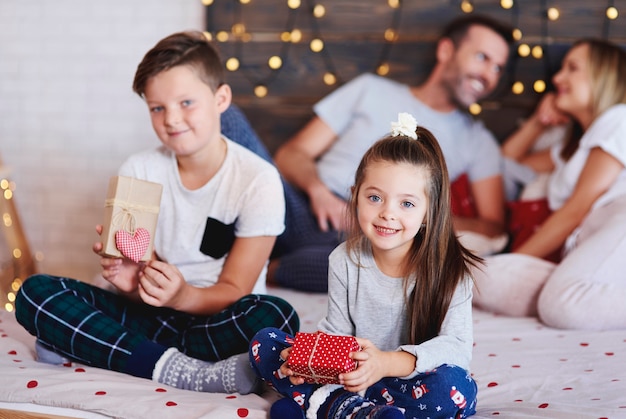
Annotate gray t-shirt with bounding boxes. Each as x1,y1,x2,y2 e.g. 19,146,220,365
314,73,502,200
318,242,474,375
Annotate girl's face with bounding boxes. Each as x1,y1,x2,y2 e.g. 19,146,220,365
357,160,429,262
552,43,593,127
143,64,230,158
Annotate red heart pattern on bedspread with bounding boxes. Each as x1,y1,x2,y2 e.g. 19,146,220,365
115,228,150,262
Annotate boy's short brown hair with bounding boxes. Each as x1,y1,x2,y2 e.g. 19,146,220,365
133,31,225,97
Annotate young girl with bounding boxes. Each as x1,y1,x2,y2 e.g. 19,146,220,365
250,113,481,419
474,39,626,329
15,31,299,394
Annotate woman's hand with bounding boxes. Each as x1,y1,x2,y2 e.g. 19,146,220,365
533,92,570,126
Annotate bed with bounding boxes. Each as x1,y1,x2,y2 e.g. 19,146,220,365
1,286,625,419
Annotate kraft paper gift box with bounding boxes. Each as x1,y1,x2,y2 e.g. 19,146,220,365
288,331,360,384
101,176,163,263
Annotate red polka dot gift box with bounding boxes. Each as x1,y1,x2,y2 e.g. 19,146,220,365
288,331,360,385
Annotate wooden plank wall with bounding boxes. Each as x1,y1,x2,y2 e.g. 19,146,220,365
205,0,626,153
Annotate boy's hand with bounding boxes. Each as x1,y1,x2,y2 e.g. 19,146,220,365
93,224,141,294
138,260,188,309
338,337,385,393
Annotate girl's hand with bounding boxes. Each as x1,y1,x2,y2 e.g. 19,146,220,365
138,260,188,309
278,347,307,386
338,337,386,393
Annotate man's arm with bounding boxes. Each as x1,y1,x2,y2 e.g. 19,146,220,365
274,116,348,231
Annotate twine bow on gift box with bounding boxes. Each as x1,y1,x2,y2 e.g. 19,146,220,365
305,332,337,382
105,198,159,263
291,331,359,384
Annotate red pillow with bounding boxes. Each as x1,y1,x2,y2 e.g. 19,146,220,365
507,198,561,263
450,173,478,218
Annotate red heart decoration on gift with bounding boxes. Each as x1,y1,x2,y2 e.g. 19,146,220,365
115,227,150,262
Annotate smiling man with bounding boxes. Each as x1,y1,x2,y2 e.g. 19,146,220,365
269,15,515,292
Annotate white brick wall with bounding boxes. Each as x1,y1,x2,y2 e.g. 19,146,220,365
0,0,204,281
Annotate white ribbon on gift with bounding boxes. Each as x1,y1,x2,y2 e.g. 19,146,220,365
295,332,358,383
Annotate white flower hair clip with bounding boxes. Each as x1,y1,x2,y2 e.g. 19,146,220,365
390,112,418,140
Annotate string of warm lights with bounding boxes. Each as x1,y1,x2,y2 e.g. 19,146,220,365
204,0,403,98
0,167,37,312
203,1,623,110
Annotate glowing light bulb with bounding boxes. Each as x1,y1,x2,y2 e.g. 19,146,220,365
461,0,473,13
388,0,400,9
216,31,229,42
518,44,530,57
469,103,482,115
290,29,302,43
501,0,514,9
232,23,246,36
512,81,524,94
201,0,214,5
607,7,618,19
323,72,337,85
376,63,390,76
280,31,291,42
384,29,397,42
531,45,543,59
268,56,282,70
310,38,324,52
313,4,325,18
254,85,268,98
513,28,522,41
226,57,240,71
202,31,213,41
547,7,560,21
287,0,301,9
534,80,546,93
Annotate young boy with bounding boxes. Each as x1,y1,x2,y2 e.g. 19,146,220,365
15,31,299,394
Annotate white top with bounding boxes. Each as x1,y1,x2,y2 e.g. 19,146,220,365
118,137,285,294
318,242,474,376
548,104,626,211
314,73,502,199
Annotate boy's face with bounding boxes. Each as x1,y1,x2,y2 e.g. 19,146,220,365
143,65,230,157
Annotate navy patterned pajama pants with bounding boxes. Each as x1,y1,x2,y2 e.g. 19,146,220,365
249,327,478,419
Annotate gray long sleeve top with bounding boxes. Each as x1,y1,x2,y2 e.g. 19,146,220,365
317,242,474,376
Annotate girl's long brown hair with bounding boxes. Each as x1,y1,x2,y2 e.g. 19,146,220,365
346,127,482,345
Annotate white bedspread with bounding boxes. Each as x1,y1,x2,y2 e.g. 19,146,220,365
1,288,624,418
